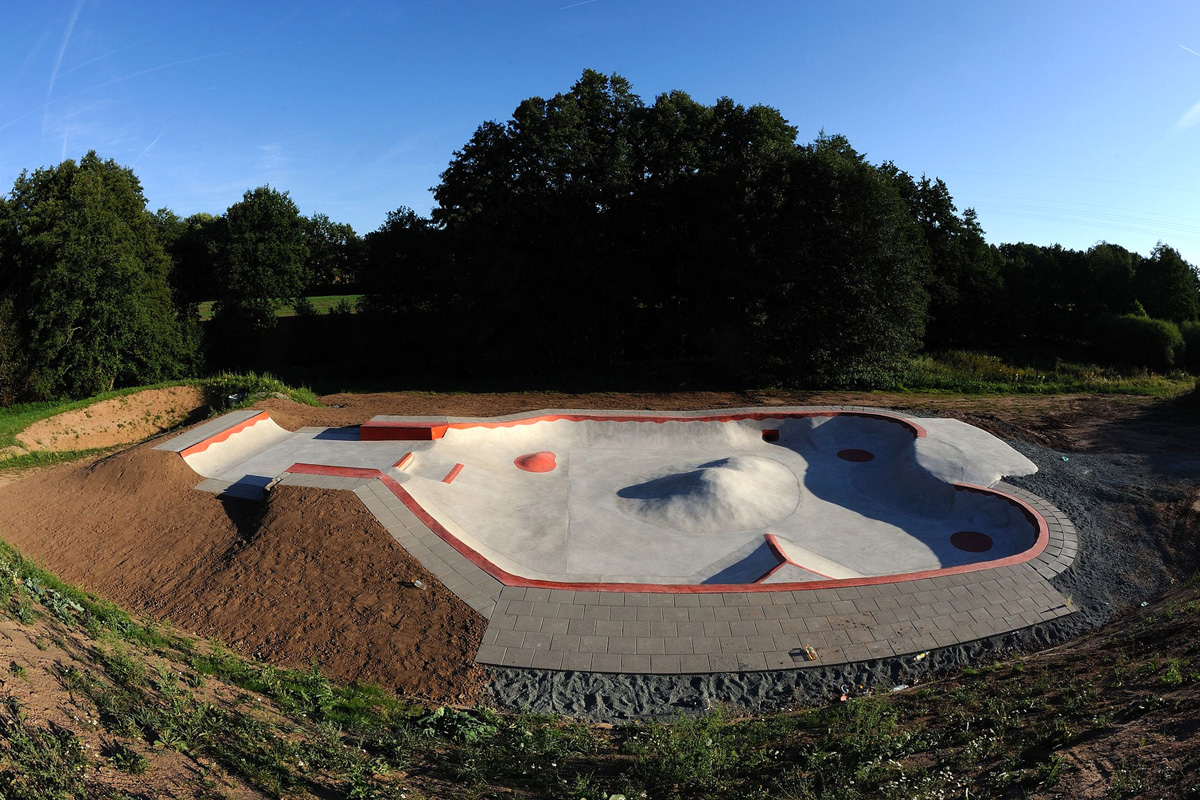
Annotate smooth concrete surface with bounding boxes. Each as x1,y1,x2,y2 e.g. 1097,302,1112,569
160,406,1080,675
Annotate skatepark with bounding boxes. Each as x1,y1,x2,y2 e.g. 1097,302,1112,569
159,406,1079,675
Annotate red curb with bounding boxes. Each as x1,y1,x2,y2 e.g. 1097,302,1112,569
441,463,465,484
180,411,270,458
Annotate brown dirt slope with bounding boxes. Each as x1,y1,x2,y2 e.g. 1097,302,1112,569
15,385,205,452
0,440,487,702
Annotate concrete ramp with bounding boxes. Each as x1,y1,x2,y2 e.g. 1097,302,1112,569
157,410,293,496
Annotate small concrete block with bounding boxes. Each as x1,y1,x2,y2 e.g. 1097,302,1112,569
579,635,608,654
557,604,586,620
595,620,623,637
635,606,664,622
651,654,682,674
567,619,597,636
692,637,721,654
664,637,694,655
676,621,705,637
736,652,769,671
551,634,581,653
502,648,535,668
737,605,766,621
679,654,712,673
494,630,526,648
620,654,652,673
648,593,675,607
524,588,552,603
745,635,777,652
524,632,553,651
635,637,665,655
607,636,637,654
754,619,784,636
713,606,742,622
624,592,650,607
650,621,678,638
490,613,517,630
583,605,612,620
661,606,690,622
532,602,561,618
622,621,651,638
719,636,748,653
590,653,624,673
703,621,732,639
609,606,638,621
474,645,506,664
765,651,799,670
531,650,564,670
540,617,570,636
514,616,543,633
560,652,593,671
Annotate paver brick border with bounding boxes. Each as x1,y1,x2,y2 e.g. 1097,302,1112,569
259,406,1081,675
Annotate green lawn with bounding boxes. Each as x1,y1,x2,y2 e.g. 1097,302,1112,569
196,294,362,322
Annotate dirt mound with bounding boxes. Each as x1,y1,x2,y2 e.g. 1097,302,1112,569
0,442,487,702
16,385,205,452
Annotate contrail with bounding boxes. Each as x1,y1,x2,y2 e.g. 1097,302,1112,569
133,128,166,167
44,0,85,134
561,0,600,9
1181,45,1200,58
2,49,248,135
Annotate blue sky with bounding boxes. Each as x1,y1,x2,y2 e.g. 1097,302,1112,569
3,1,1200,263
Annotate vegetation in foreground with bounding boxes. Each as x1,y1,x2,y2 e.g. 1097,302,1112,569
0,509,1195,797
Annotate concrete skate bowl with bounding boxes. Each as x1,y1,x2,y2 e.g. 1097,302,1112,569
348,410,1048,591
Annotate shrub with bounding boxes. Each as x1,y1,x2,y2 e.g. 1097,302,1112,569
1181,320,1200,373
1088,314,1184,371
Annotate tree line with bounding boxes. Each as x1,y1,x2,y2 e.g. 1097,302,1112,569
1,70,1198,402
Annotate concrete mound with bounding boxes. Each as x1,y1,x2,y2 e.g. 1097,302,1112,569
616,455,800,532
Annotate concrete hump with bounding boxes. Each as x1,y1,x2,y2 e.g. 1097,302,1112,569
161,410,293,479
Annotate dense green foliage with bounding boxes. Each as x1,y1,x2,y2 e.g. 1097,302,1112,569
1,72,1199,401
0,153,194,401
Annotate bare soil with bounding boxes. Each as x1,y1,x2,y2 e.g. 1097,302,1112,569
15,385,205,452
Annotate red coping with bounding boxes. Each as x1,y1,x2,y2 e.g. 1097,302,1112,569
280,458,1050,594
514,451,557,473
180,411,270,458
837,448,875,463
362,422,448,441
441,463,465,484
361,409,928,441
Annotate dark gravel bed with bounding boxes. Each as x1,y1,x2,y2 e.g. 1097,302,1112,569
486,439,1200,721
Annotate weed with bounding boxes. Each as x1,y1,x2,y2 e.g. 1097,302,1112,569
104,741,149,775
0,698,89,800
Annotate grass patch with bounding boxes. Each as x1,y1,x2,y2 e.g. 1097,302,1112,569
892,350,1195,395
201,371,321,410
197,294,362,322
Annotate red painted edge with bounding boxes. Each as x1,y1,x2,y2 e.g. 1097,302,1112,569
442,463,465,484
364,410,927,439
361,423,448,441
286,462,381,479
282,462,1049,594
181,411,270,458
393,452,413,469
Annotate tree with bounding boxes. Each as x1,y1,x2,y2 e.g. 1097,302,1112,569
211,186,310,336
0,151,193,399
756,134,930,385
304,213,361,292
1135,243,1200,323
